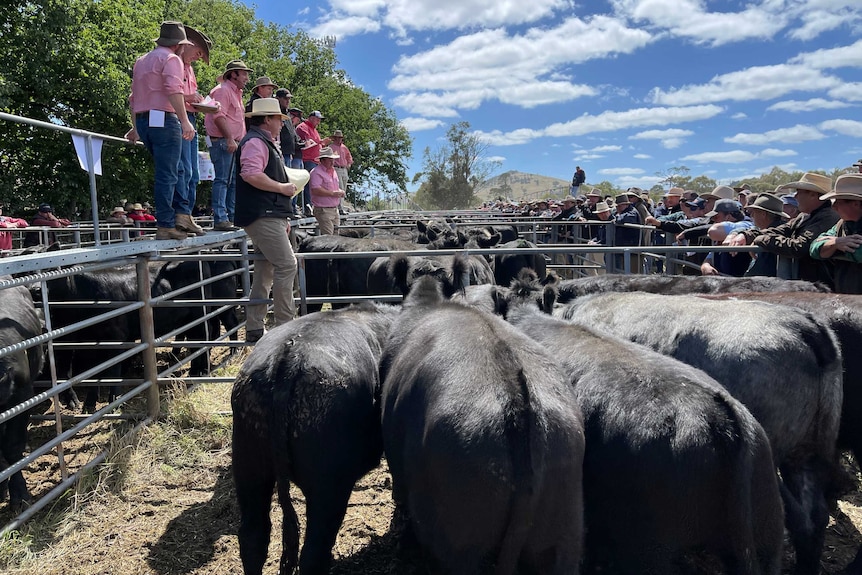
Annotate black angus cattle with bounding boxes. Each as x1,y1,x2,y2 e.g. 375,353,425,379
204,259,240,344
554,273,829,303
558,292,844,575
231,303,398,575
368,252,495,300
0,282,44,509
492,239,547,287
41,260,234,410
298,234,419,312
505,301,784,574
379,276,585,573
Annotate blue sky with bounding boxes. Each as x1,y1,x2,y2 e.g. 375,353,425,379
245,0,862,192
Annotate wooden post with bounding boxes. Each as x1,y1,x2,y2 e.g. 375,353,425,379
136,258,160,420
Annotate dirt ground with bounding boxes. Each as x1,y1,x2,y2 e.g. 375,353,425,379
3,362,862,574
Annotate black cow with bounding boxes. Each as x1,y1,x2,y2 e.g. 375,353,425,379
555,273,829,303
379,276,585,573
368,252,495,301
558,292,844,574
492,239,547,287
232,303,398,575
0,282,44,509
506,301,783,573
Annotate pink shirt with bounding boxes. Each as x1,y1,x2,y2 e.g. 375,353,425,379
296,121,322,162
129,46,184,114
239,137,272,178
329,142,353,168
204,80,246,140
183,63,197,113
310,165,341,208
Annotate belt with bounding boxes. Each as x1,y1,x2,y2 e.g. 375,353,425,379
209,136,224,140
135,110,177,119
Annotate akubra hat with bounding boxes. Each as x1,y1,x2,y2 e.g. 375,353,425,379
154,21,193,47
253,76,278,92
819,173,862,202
746,193,789,218
245,97,288,120
317,146,340,160
593,201,611,214
664,187,684,197
777,172,832,196
224,59,253,74
614,194,630,205
702,185,735,201
183,26,212,64
586,188,602,197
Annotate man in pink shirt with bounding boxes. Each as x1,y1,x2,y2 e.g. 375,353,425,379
125,21,197,241
309,147,345,234
204,59,252,231
296,111,330,214
173,26,212,237
0,204,28,251
329,129,353,194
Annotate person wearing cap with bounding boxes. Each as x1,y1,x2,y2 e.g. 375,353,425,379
309,146,345,234
173,25,212,237
782,195,800,220
698,199,752,277
810,174,862,293
25,203,71,247
0,205,28,251
612,193,641,271
205,59,253,231
328,130,354,194
125,21,198,240
235,98,301,341
727,172,839,283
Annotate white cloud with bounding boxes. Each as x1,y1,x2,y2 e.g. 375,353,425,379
309,16,381,38
474,128,543,146
731,112,747,120
617,175,663,188
633,153,652,159
629,128,694,149
599,167,645,175
577,154,605,160
789,38,862,69
650,63,841,106
724,124,827,145
543,105,721,138
590,145,623,152
828,83,862,102
483,155,507,163
400,117,445,131
760,148,798,157
767,98,851,113
390,16,651,115
681,150,757,164
789,10,856,41
819,119,862,136
610,0,788,46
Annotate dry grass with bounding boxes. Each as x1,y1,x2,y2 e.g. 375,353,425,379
1,345,862,574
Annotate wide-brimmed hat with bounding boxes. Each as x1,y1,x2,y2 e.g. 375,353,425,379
777,172,832,196
132,203,145,211
245,98,288,119
586,188,602,197
111,206,126,214
614,194,630,205
183,26,212,64
561,195,578,204
331,129,344,138
702,185,735,201
625,187,644,197
819,173,862,201
733,183,751,193
745,194,788,218
317,146,340,160
154,21,193,47
593,201,611,214
705,199,742,219
664,187,684,197
275,88,292,99
224,60,253,75
253,76,278,92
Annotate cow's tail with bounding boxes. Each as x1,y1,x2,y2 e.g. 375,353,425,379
721,393,782,574
494,366,538,575
804,316,843,469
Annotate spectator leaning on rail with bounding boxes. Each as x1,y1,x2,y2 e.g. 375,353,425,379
173,25,212,237
699,199,753,277
205,59,253,231
234,98,300,343
0,204,28,251
24,203,70,247
612,193,641,271
309,146,345,235
727,172,838,284
737,193,789,277
106,206,134,226
125,21,197,241
810,173,862,294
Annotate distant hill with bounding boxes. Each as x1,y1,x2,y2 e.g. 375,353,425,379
475,171,570,203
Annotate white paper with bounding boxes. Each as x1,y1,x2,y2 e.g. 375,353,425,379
71,134,103,175
205,134,212,147
198,151,215,181
148,110,165,128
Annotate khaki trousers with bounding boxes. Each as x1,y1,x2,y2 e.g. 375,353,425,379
334,167,348,192
243,217,297,331
313,206,340,235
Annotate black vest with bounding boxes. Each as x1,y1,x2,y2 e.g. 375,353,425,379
234,126,292,227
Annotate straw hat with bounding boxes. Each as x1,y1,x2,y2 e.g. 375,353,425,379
132,203,144,211
244,98,288,119
317,146,340,160
819,173,862,201
777,172,832,195
111,206,126,214
593,201,611,214
702,185,735,201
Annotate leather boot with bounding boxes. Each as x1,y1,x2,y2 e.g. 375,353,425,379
156,227,192,240
175,213,206,236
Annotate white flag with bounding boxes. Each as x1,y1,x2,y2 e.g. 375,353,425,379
71,134,103,175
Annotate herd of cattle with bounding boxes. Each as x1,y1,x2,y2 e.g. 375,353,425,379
1,218,861,575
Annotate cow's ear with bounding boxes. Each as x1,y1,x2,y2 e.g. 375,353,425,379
542,270,561,287
542,285,557,314
477,232,501,248
416,220,428,233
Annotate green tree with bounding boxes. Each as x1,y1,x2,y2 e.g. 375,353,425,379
654,166,691,190
413,122,499,209
590,180,621,199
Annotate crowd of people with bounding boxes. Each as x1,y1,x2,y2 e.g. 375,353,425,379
480,171,862,293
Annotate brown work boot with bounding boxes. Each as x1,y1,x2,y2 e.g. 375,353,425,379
175,213,206,236
155,227,192,240
213,220,240,231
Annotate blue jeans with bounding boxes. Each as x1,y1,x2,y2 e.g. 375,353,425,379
136,113,181,228
174,112,198,215
302,160,318,213
209,137,236,224
286,155,303,210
